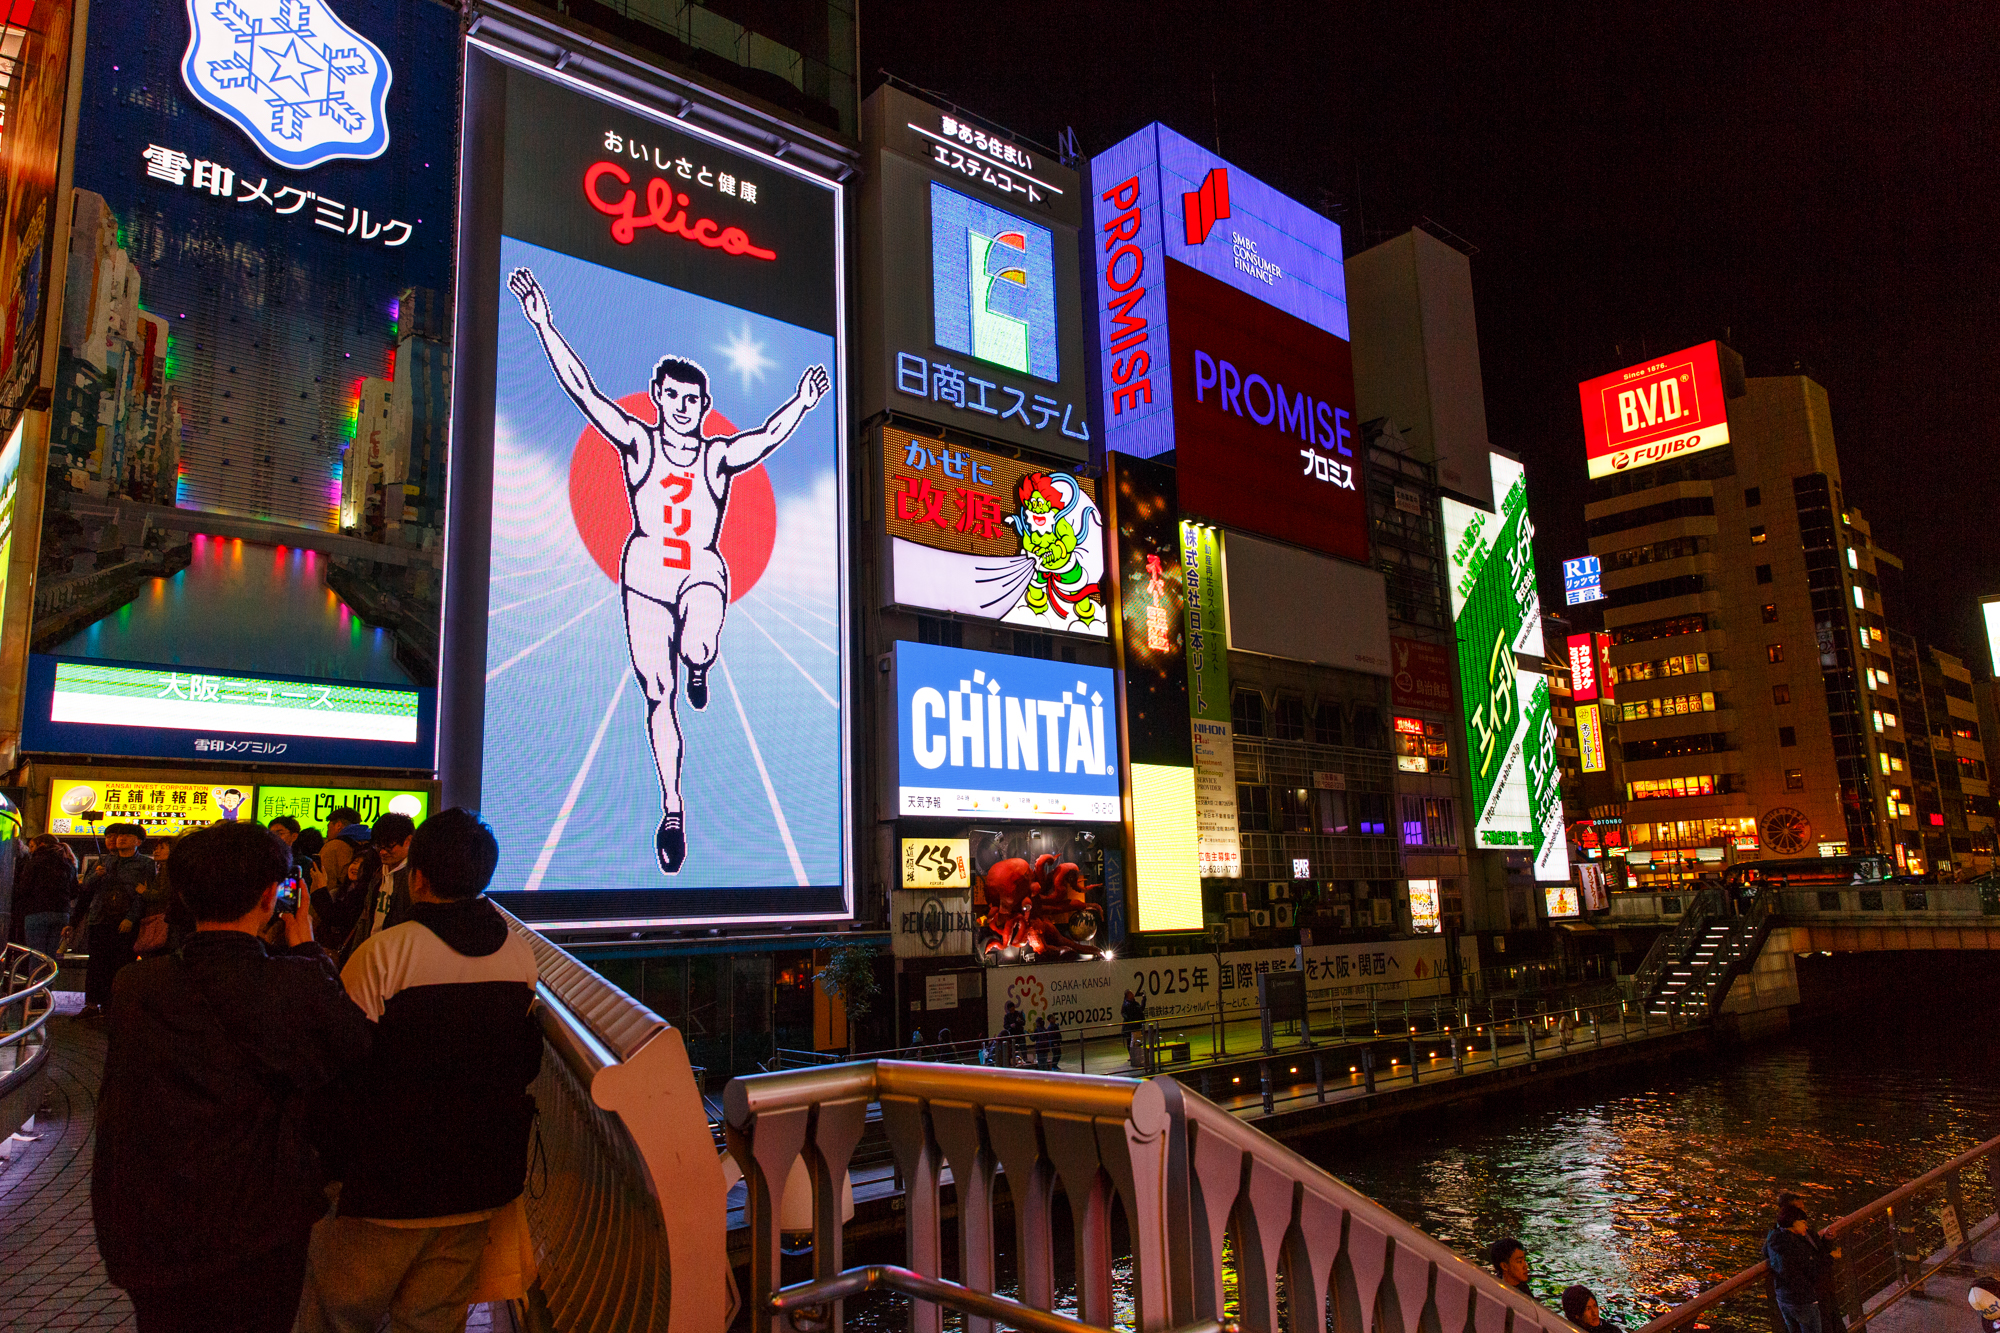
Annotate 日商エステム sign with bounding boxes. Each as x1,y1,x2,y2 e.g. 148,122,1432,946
1578,341,1731,479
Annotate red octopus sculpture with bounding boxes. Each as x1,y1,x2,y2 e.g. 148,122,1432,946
979,853,1104,962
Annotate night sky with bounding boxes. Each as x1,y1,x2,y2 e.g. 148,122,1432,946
864,1,1999,663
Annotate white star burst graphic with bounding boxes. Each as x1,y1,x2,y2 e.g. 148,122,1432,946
716,323,777,393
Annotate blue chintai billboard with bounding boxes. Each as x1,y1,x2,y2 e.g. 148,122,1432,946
893,641,1120,823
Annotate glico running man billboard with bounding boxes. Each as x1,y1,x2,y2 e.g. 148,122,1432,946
20,0,454,770
1578,341,1731,479
445,44,850,925
1087,123,1365,562
1441,453,1567,883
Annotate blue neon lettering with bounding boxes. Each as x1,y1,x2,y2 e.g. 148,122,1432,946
1220,360,1242,414
1194,350,1217,402
1243,374,1276,425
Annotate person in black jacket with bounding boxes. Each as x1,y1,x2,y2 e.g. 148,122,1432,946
1766,1203,1830,1333
16,835,76,957
68,822,158,1016
93,820,371,1333
297,808,540,1333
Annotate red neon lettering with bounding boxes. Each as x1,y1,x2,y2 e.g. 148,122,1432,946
1113,380,1152,415
584,161,777,260
1104,244,1144,292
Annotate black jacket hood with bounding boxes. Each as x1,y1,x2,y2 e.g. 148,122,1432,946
408,896,509,958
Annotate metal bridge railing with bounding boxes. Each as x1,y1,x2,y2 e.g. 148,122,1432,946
498,905,731,1333
0,942,60,1145
726,1059,1584,1333
1635,1130,2000,1331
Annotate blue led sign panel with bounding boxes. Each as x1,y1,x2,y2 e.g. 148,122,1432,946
930,181,1057,383
1563,555,1604,605
894,641,1120,822
1090,122,1348,461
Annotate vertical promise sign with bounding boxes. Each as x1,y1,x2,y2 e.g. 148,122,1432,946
446,43,851,926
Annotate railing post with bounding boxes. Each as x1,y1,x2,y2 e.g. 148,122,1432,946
1525,1020,1537,1062
1260,1061,1274,1114
1492,1025,1502,1068
1314,1051,1326,1103
1452,1033,1463,1074
1362,1047,1377,1093
1407,1035,1420,1083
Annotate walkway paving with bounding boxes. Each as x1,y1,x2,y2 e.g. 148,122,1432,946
1863,1212,2000,1331
0,992,506,1331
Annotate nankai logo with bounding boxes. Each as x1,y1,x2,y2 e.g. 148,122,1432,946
181,0,392,170
585,162,777,259
931,181,1058,381
1183,167,1229,244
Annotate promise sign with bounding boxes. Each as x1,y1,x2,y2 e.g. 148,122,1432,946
1578,341,1731,479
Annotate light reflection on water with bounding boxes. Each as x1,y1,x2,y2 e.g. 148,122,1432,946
1318,1015,2000,1329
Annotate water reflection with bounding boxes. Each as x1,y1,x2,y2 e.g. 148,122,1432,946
57,534,410,684
1320,1016,2000,1328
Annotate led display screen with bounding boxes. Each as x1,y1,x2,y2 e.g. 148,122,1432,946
0,0,75,417
1563,555,1603,605
881,426,1105,637
1983,596,2000,678
1164,262,1366,561
1578,341,1731,479
24,0,455,765
450,49,849,925
1567,632,1599,702
1089,121,1349,461
255,784,429,829
48,777,254,837
1577,702,1607,774
1443,453,1566,882
1181,521,1238,879
892,641,1119,822
859,86,1090,458
1544,882,1581,920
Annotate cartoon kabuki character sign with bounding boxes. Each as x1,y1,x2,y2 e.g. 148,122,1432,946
1006,472,1102,628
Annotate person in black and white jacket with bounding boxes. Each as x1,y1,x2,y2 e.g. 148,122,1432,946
296,808,540,1333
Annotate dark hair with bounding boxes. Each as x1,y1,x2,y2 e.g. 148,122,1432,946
407,807,499,900
168,822,291,922
370,812,418,848
268,815,301,835
105,822,145,840
328,806,362,827
294,828,325,860
1776,1190,1804,1209
650,355,709,403
1487,1237,1525,1271
136,837,164,856
30,833,61,851
1561,1286,1596,1322
1777,1203,1809,1230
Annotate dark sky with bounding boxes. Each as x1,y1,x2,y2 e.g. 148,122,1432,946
863,1,2000,664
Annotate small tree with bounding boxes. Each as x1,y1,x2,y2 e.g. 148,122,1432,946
814,937,881,1055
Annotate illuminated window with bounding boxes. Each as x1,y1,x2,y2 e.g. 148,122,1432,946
1762,603,1779,623
1768,644,1784,664
1871,711,1883,732
1847,547,1859,569
1620,692,1718,722
1756,564,1773,584
1853,586,1866,609
1779,727,1797,747
1750,525,1767,544
1773,684,1791,705
1786,769,1805,790
1744,486,1762,507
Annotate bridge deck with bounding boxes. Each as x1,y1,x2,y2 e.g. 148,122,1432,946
1857,1213,2000,1331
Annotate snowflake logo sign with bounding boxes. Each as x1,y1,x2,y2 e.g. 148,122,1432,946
181,0,392,170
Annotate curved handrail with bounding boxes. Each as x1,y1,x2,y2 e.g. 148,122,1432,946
0,942,61,1139
769,1265,1238,1333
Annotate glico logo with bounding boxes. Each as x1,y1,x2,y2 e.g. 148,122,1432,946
584,162,777,258
931,181,1058,381
1183,167,1229,245
181,0,393,170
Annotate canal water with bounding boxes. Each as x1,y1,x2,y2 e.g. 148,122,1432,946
57,533,411,684
1319,1007,2000,1329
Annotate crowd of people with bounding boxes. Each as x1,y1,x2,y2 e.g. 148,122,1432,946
5,806,541,1333
1486,1236,1626,1331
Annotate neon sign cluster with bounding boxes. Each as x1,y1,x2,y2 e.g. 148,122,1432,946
139,143,414,245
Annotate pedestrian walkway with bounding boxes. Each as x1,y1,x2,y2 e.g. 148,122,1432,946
0,994,508,1331
1861,1213,2000,1332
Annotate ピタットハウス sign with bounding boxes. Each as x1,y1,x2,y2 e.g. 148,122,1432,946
181,0,392,170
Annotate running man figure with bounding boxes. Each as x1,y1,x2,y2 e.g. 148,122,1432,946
510,267,829,874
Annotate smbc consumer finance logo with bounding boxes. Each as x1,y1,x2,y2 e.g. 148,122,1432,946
181,0,392,170
931,181,1058,381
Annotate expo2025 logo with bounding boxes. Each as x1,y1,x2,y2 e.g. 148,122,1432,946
181,0,392,170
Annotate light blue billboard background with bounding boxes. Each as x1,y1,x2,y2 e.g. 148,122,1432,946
482,235,843,895
1090,123,1348,459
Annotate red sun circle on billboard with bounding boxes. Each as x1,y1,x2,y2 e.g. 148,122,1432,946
567,390,776,602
